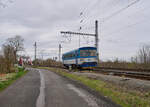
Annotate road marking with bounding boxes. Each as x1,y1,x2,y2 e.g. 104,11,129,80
67,84,99,107
36,70,45,107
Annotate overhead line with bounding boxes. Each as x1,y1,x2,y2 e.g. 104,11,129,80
60,31,95,36
103,16,150,37
103,0,141,22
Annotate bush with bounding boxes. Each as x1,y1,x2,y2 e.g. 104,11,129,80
18,67,25,72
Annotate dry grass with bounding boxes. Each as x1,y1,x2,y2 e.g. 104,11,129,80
99,60,150,70
0,73,16,81
0,69,28,92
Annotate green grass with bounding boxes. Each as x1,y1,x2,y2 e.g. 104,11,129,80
39,67,150,107
0,67,28,92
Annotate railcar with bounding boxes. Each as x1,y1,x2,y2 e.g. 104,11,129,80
62,47,98,69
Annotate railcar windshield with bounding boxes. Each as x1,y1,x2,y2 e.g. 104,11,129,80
80,49,97,57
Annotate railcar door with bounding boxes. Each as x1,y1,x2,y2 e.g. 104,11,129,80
75,50,78,66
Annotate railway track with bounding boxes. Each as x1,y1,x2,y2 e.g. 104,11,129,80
92,67,150,81
41,66,150,81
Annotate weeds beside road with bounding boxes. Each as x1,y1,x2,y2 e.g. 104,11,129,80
0,67,28,92
39,67,150,107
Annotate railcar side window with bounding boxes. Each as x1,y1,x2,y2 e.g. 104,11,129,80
80,50,97,57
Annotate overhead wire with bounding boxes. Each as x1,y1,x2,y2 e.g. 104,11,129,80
62,0,144,47
82,0,122,21
103,15,150,37
62,0,100,46
103,0,141,22
77,0,103,46
78,0,126,45
78,0,102,30
103,1,150,37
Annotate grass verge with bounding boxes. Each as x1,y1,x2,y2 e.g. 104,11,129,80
0,67,28,92
39,67,150,107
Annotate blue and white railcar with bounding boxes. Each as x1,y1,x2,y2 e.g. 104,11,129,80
62,47,98,68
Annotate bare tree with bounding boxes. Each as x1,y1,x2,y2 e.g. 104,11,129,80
2,44,15,73
6,35,24,63
0,55,6,73
130,45,150,68
138,45,150,64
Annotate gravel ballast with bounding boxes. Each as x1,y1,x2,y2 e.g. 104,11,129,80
73,72,150,93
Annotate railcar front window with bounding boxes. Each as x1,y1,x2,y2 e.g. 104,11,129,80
80,50,96,57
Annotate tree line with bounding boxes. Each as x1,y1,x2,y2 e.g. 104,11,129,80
100,45,150,69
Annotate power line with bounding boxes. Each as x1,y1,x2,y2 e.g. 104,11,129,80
80,0,100,17
78,0,102,31
78,0,140,37
91,0,122,18
80,0,122,22
102,1,150,36
103,0,141,22
103,16,150,37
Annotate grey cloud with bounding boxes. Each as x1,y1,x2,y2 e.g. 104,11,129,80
0,0,150,60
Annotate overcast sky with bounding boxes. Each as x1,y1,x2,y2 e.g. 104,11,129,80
0,0,150,61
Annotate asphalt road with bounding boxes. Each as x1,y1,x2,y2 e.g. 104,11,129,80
0,68,119,107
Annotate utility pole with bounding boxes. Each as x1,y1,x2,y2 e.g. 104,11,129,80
79,35,80,48
34,42,37,61
60,20,99,59
95,20,99,61
95,20,98,51
59,44,61,62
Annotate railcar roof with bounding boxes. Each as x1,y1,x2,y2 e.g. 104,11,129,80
79,47,96,49
62,47,96,55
